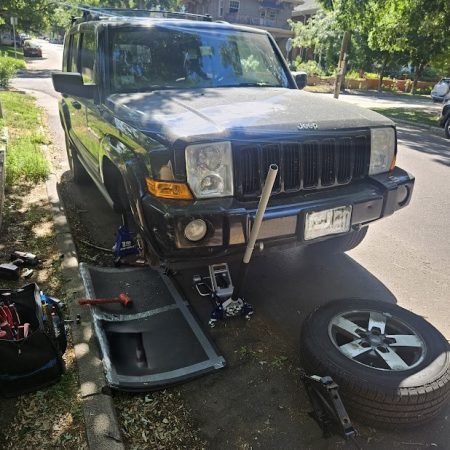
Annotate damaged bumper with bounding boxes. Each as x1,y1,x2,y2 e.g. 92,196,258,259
140,167,414,263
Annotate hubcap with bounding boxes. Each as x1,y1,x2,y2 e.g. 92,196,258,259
328,309,426,371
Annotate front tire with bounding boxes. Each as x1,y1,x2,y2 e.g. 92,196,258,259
300,299,450,426
444,117,450,139
65,135,89,184
112,173,160,267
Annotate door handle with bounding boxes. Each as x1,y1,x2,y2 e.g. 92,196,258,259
72,101,82,110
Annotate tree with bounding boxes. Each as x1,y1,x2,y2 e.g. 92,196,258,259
290,7,343,73
319,0,450,93
0,0,55,33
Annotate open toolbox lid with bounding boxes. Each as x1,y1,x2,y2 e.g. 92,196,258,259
79,263,225,391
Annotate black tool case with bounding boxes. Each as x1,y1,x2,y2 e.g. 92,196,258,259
0,284,65,397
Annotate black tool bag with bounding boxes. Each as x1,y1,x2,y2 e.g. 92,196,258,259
0,284,66,397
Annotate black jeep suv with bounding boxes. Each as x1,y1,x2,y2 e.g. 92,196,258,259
53,10,414,266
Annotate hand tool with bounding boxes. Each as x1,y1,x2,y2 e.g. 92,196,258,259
64,314,81,325
10,251,39,266
78,293,132,307
16,323,30,339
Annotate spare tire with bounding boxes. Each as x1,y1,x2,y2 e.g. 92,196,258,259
300,299,450,426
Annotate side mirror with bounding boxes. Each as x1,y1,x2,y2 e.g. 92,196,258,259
295,72,308,90
52,72,94,99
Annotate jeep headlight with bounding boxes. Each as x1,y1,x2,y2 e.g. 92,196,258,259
185,142,233,198
369,127,396,175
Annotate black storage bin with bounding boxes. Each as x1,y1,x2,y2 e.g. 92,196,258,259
0,284,65,397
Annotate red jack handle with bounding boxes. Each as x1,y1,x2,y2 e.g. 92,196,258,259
78,293,132,307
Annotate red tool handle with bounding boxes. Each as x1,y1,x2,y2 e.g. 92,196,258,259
78,294,131,306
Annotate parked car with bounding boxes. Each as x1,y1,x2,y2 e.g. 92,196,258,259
0,32,21,47
52,11,414,268
438,100,450,138
431,78,450,102
23,40,42,57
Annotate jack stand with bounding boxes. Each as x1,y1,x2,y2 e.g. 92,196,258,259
193,263,254,327
113,223,140,267
300,370,358,443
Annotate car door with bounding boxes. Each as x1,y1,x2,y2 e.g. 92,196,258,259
64,31,90,166
80,30,105,177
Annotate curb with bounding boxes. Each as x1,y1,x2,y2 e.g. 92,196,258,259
45,173,125,450
0,127,7,232
392,118,445,138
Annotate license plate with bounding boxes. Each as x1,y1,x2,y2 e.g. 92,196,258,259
304,206,352,241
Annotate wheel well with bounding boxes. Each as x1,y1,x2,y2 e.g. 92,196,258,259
102,158,126,211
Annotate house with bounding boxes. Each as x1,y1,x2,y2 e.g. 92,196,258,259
183,0,304,53
291,0,318,24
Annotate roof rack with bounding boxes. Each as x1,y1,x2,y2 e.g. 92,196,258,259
72,7,212,25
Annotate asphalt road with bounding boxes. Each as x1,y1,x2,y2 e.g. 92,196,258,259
12,41,450,449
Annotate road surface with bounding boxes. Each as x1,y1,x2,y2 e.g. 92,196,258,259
12,40,450,449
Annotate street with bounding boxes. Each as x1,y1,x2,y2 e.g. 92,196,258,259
13,40,450,449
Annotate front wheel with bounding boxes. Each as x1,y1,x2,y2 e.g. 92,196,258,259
65,135,89,184
300,299,450,426
444,117,450,139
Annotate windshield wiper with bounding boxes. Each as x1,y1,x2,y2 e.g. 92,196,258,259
219,82,281,88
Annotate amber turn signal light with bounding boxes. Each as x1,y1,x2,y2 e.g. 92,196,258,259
146,178,193,200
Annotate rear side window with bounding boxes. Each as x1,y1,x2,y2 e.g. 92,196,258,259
80,32,96,84
68,33,80,72
62,35,69,71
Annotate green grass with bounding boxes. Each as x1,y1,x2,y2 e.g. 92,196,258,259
0,91,50,186
371,107,440,127
0,44,24,59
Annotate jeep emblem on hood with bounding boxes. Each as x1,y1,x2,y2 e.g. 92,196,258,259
298,122,318,130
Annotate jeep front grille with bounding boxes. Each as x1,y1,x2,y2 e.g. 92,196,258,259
234,133,371,200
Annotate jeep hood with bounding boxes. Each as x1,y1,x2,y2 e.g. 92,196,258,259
106,88,393,144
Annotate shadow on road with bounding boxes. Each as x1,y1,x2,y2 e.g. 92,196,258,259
397,125,450,167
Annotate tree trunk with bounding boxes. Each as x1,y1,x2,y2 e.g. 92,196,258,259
378,55,388,93
334,31,351,99
411,62,425,95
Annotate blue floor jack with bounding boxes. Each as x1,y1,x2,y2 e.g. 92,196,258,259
193,263,254,327
112,214,142,267
193,164,279,327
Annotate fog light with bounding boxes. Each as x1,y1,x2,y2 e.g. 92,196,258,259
184,219,207,242
397,185,409,206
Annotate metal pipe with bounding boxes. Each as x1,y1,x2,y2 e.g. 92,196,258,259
232,164,278,300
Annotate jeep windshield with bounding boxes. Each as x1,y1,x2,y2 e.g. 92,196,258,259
109,26,289,92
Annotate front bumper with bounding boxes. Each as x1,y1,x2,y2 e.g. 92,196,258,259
140,167,414,263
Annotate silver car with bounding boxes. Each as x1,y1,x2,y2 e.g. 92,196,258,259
431,78,450,102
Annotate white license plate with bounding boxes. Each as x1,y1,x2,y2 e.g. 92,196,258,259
304,206,352,241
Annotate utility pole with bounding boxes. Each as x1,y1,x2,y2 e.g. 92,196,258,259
10,17,18,59
333,31,350,99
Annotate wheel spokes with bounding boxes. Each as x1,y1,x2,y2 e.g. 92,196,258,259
386,334,423,348
376,347,410,370
368,312,387,334
339,340,371,359
331,316,366,339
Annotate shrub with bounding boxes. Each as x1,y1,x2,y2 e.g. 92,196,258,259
292,58,325,76
0,55,25,88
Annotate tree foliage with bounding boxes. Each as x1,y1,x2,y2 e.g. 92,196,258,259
297,0,450,91
0,1,181,35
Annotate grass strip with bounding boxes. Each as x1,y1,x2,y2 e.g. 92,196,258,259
371,107,440,127
0,91,50,186
0,45,24,59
